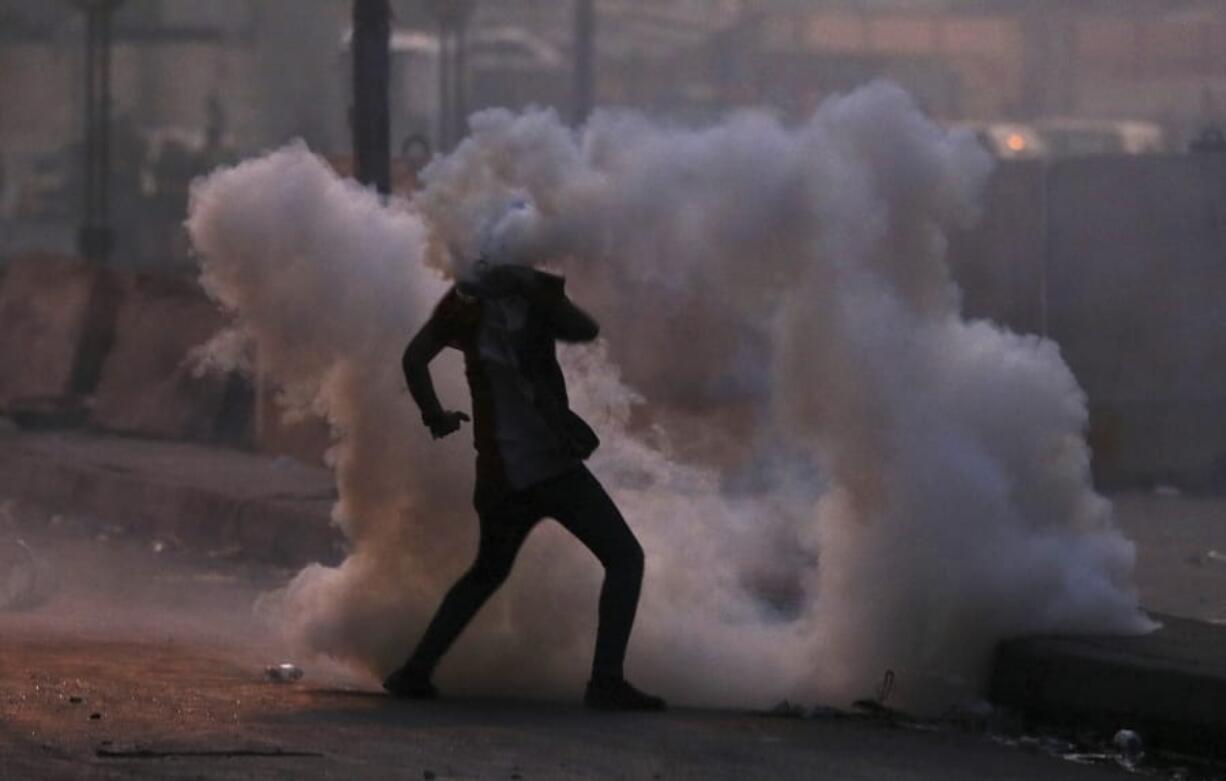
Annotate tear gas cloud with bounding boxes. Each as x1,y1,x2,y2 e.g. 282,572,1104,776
186,82,1153,712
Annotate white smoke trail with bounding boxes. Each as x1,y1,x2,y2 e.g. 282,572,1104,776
187,82,1152,712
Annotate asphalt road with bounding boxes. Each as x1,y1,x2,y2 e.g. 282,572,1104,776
0,634,1137,781
0,532,1145,780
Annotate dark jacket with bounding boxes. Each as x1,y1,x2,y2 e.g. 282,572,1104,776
402,270,600,497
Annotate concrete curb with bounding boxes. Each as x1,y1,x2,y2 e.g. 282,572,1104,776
0,430,341,568
990,613,1226,757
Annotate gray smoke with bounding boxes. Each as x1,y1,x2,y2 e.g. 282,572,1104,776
186,82,1152,712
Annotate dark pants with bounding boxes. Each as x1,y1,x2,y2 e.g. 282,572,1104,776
405,466,645,680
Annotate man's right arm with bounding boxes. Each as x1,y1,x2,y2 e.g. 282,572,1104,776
402,296,469,439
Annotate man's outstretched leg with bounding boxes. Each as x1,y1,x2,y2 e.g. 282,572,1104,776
384,508,536,699
538,467,665,711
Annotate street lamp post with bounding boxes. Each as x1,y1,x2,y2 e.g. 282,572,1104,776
71,0,124,262
352,0,391,194
425,0,477,152
573,0,595,126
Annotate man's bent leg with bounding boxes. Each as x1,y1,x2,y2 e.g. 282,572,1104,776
389,502,537,692
540,467,663,710
539,467,645,681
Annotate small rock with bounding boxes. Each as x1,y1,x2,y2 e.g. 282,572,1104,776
423,771,436,780
89,712,101,720
68,696,83,704
265,663,304,682
769,699,806,718
808,704,846,719
1113,728,1144,767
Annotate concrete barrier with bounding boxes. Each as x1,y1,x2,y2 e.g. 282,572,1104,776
89,270,246,444
255,387,332,466
950,160,1046,336
952,155,1226,489
0,253,118,422
991,614,1226,757
0,430,340,567
1046,155,1226,489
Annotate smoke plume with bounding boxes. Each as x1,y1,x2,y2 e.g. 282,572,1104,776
186,82,1152,712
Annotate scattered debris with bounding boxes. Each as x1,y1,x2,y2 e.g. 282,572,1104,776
768,699,807,718
878,669,895,704
851,669,899,720
147,534,183,555
265,663,304,683
206,544,245,561
939,699,999,732
94,523,130,544
850,699,897,720
807,704,849,720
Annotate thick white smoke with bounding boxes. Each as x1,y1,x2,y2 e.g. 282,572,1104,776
187,82,1152,713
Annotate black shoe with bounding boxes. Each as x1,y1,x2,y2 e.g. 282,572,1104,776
382,666,439,700
584,677,667,711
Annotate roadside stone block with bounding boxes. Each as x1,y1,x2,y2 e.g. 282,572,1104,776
991,614,1226,757
90,271,244,443
0,253,118,418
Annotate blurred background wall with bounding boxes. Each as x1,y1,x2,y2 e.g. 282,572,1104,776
2,0,1226,488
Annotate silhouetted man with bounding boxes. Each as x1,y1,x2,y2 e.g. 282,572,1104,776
384,263,665,711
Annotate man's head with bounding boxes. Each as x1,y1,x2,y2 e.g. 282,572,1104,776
451,195,543,289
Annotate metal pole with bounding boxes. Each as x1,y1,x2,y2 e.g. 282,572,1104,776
81,6,96,234
352,0,391,194
75,0,121,262
437,22,451,150
427,1,476,152
455,16,468,142
98,4,112,230
573,0,595,125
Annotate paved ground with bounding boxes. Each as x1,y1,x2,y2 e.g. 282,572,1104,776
1112,492,1226,625
0,532,1145,781
0,630,1141,781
